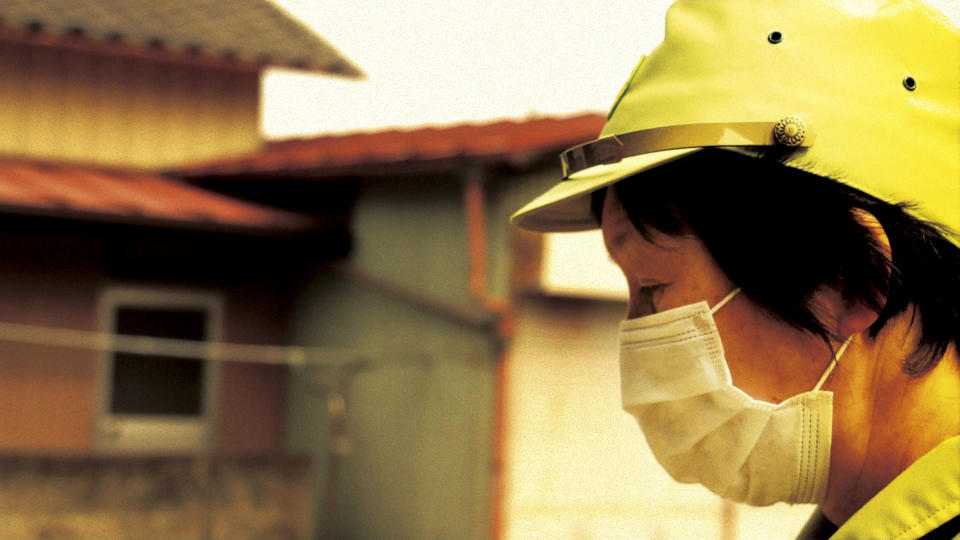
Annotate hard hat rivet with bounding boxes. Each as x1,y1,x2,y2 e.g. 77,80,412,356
902,76,917,91
767,31,783,44
773,116,806,147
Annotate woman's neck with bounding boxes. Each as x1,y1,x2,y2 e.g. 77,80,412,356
822,313,959,525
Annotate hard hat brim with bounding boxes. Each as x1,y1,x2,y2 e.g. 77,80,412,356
510,147,700,232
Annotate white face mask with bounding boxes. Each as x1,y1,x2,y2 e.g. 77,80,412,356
619,289,852,506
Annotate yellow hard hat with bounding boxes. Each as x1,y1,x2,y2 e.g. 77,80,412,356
510,0,960,246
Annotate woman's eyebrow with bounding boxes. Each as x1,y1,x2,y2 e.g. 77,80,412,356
610,230,630,250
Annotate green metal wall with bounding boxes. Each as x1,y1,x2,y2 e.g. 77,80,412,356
286,171,500,539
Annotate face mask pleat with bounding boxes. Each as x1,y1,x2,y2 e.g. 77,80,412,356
621,309,729,404
619,301,711,333
621,342,728,403
724,399,818,504
625,392,752,455
795,393,833,503
657,405,772,490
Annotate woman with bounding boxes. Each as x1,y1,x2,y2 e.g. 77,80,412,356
511,1,959,538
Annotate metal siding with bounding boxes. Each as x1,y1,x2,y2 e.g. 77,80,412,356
0,41,261,168
25,46,63,157
61,43,101,161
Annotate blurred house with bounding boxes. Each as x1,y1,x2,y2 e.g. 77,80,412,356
0,1,360,538
174,113,607,539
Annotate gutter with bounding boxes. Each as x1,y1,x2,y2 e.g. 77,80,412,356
462,164,515,540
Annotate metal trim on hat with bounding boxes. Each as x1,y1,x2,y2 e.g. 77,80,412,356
561,119,813,178
773,117,807,146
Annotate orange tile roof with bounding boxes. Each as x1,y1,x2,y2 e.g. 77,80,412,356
0,158,313,232
175,113,606,177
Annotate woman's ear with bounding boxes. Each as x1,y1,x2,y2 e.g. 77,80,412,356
812,286,881,337
813,209,891,337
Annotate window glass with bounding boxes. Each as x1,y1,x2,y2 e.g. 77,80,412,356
109,307,207,416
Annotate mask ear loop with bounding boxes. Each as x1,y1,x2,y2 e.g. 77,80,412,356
813,335,855,391
710,287,742,315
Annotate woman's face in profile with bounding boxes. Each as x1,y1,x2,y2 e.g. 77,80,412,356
600,185,837,404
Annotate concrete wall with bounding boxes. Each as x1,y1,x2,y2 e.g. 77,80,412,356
0,40,260,169
0,455,312,540
287,171,499,539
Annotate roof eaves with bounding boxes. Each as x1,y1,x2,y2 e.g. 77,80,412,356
0,156,321,234
0,0,364,78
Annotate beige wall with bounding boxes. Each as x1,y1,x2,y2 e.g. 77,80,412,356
0,253,101,452
0,40,261,169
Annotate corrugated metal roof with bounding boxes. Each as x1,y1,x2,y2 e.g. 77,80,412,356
0,158,314,232
174,113,606,177
0,0,362,77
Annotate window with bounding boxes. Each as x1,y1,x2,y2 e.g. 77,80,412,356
96,287,222,453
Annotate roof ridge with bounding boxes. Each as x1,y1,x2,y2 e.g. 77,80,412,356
265,112,606,145
172,113,606,178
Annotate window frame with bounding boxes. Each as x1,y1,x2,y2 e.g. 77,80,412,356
95,285,223,454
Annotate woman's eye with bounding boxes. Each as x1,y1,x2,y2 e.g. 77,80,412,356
638,283,668,297
631,284,667,316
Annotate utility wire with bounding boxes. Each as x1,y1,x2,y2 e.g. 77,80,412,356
0,320,364,367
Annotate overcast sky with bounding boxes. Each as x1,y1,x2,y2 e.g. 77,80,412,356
262,1,959,139
261,0,672,138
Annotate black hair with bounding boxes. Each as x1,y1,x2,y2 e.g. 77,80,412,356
591,148,960,376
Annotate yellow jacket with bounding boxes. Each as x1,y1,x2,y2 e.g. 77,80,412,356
798,436,960,539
